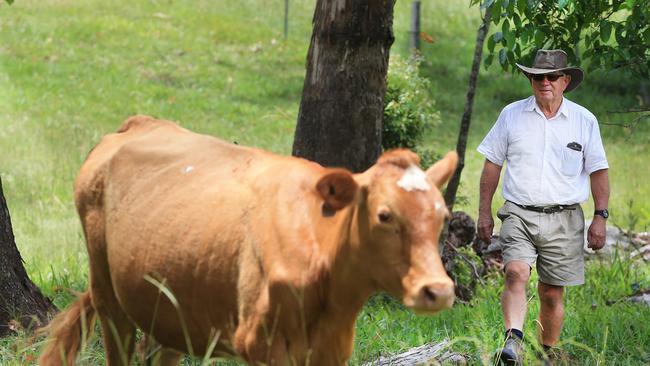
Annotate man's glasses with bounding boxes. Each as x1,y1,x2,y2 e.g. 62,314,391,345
529,73,564,82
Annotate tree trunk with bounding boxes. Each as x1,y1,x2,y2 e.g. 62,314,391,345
443,7,492,210
292,0,396,173
0,176,56,337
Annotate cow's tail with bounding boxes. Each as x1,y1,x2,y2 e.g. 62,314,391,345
38,291,97,366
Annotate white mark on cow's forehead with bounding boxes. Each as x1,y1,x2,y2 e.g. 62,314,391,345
183,166,194,174
396,165,430,192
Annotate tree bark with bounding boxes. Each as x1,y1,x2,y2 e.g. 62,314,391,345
0,176,56,337
292,0,396,173
443,7,492,210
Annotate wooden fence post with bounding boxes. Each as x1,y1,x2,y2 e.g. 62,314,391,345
284,0,289,40
409,1,421,51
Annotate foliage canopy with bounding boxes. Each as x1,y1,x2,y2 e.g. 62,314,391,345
474,0,650,77
382,55,441,168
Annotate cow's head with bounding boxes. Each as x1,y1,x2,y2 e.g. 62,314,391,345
316,149,457,314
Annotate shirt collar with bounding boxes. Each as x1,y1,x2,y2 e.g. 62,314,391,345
525,96,569,119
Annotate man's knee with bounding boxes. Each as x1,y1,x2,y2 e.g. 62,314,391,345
504,261,531,284
538,282,564,307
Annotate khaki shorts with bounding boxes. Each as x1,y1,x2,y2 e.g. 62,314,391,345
497,201,585,286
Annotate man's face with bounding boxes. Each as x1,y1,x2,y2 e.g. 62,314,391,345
529,73,571,105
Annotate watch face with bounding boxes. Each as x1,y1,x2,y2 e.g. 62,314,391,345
596,209,609,218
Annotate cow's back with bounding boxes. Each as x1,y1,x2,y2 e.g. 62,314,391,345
75,115,321,354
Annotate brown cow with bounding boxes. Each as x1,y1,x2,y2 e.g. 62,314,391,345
38,115,458,366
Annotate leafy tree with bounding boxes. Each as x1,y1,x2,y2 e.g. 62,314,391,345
478,0,649,78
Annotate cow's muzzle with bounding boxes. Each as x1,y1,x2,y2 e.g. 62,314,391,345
404,279,455,314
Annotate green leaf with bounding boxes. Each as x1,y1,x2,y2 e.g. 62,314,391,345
520,26,530,43
504,25,516,49
534,29,545,47
517,0,527,11
488,33,497,52
513,13,522,29
491,2,502,24
513,44,521,58
565,16,575,34
600,21,612,42
499,48,508,65
493,31,504,43
615,23,625,44
502,19,510,41
557,0,569,9
480,0,496,10
484,54,495,70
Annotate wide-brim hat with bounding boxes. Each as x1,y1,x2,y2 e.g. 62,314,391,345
515,49,584,92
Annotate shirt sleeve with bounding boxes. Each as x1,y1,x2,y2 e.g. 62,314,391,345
477,109,508,166
583,118,609,174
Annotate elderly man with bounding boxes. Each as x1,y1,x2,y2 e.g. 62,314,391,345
477,49,610,365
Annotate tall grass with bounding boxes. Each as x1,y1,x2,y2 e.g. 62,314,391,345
1,0,649,365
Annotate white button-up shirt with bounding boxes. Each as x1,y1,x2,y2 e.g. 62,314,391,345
477,96,609,206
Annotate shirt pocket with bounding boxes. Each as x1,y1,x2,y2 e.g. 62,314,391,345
561,147,583,176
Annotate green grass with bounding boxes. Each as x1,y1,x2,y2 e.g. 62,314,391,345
351,253,650,365
1,0,649,365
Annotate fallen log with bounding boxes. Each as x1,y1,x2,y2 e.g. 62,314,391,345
362,339,466,365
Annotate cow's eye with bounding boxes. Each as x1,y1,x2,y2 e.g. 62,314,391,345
378,211,392,223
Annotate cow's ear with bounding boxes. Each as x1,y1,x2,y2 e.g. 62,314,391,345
425,151,458,189
316,169,358,212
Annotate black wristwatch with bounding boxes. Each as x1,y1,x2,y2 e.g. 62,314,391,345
594,209,609,219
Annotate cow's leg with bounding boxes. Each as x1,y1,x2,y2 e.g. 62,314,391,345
83,211,137,366
90,271,137,366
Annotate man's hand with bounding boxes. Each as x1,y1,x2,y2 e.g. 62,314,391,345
587,216,607,250
477,211,494,244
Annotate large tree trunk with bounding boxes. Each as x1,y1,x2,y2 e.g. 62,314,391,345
292,0,396,173
0,176,56,337
443,7,492,210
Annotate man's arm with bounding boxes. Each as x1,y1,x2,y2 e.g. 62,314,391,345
477,159,502,244
587,168,609,250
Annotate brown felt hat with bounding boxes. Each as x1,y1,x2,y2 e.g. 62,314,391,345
516,49,584,92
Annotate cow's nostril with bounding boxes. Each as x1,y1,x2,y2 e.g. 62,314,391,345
422,285,437,303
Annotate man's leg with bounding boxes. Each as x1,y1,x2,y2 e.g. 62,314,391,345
538,281,564,346
502,261,531,331
498,260,530,364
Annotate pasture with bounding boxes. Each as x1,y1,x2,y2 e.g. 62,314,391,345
1,0,649,364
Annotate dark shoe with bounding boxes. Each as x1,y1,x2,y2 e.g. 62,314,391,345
498,336,523,365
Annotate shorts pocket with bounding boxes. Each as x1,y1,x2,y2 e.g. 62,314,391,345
497,204,510,222
561,148,583,176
